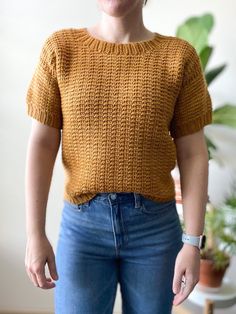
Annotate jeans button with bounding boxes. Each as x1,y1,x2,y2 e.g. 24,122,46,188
110,193,117,200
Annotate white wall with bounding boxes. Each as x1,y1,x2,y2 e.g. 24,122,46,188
1,0,236,313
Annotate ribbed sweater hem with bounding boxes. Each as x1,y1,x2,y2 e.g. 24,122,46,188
63,189,176,205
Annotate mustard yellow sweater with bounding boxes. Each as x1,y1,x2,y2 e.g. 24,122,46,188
26,27,213,205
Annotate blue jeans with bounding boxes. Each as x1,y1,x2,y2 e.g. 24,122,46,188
54,192,183,314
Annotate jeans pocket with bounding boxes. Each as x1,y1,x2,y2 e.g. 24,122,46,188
140,196,176,214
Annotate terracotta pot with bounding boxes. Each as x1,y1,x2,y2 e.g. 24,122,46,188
199,258,230,288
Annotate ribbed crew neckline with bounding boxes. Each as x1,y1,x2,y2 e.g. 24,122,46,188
76,27,162,55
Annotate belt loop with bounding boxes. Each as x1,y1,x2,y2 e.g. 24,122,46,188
134,192,141,208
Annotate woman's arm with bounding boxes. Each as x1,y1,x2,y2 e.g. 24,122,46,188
172,128,209,306
175,128,209,236
25,120,61,237
25,119,61,289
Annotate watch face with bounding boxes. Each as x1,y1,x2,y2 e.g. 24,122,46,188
200,235,206,249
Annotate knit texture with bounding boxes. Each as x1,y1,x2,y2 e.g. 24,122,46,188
26,27,213,205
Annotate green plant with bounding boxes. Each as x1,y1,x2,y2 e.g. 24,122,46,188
179,188,236,270
176,14,236,271
176,13,236,160
201,190,236,270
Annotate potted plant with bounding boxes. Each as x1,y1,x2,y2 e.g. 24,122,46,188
199,191,236,288
173,13,236,288
176,186,236,288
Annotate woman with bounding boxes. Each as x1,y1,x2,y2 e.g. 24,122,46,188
25,0,212,313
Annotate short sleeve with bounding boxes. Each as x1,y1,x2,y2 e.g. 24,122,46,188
26,33,63,129
169,43,213,139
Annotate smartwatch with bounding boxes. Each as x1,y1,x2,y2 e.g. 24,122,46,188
182,233,206,250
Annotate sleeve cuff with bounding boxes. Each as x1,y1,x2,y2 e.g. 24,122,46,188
170,109,212,139
27,102,62,129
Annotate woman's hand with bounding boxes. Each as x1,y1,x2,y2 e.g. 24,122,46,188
25,234,59,289
172,244,200,306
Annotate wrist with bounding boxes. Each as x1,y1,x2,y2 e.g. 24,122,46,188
26,230,46,239
183,243,201,253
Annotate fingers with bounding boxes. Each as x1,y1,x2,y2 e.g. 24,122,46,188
26,267,39,287
35,266,56,289
25,236,59,290
172,246,200,306
173,273,199,306
47,254,59,281
172,267,184,294
25,260,56,289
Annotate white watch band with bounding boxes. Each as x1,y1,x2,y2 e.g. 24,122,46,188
182,233,205,249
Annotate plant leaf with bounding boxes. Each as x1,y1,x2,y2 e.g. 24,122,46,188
205,64,227,85
212,104,236,128
205,135,217,160
201,13,214,33
176,17,209,54
200,46,213,70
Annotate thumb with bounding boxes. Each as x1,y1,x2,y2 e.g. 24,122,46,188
47,254,59,280
172,267,184,294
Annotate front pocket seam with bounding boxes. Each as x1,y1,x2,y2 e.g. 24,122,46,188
141,200,175,214
64,200,85,212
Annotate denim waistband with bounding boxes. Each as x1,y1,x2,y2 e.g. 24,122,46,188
95,192,142,208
